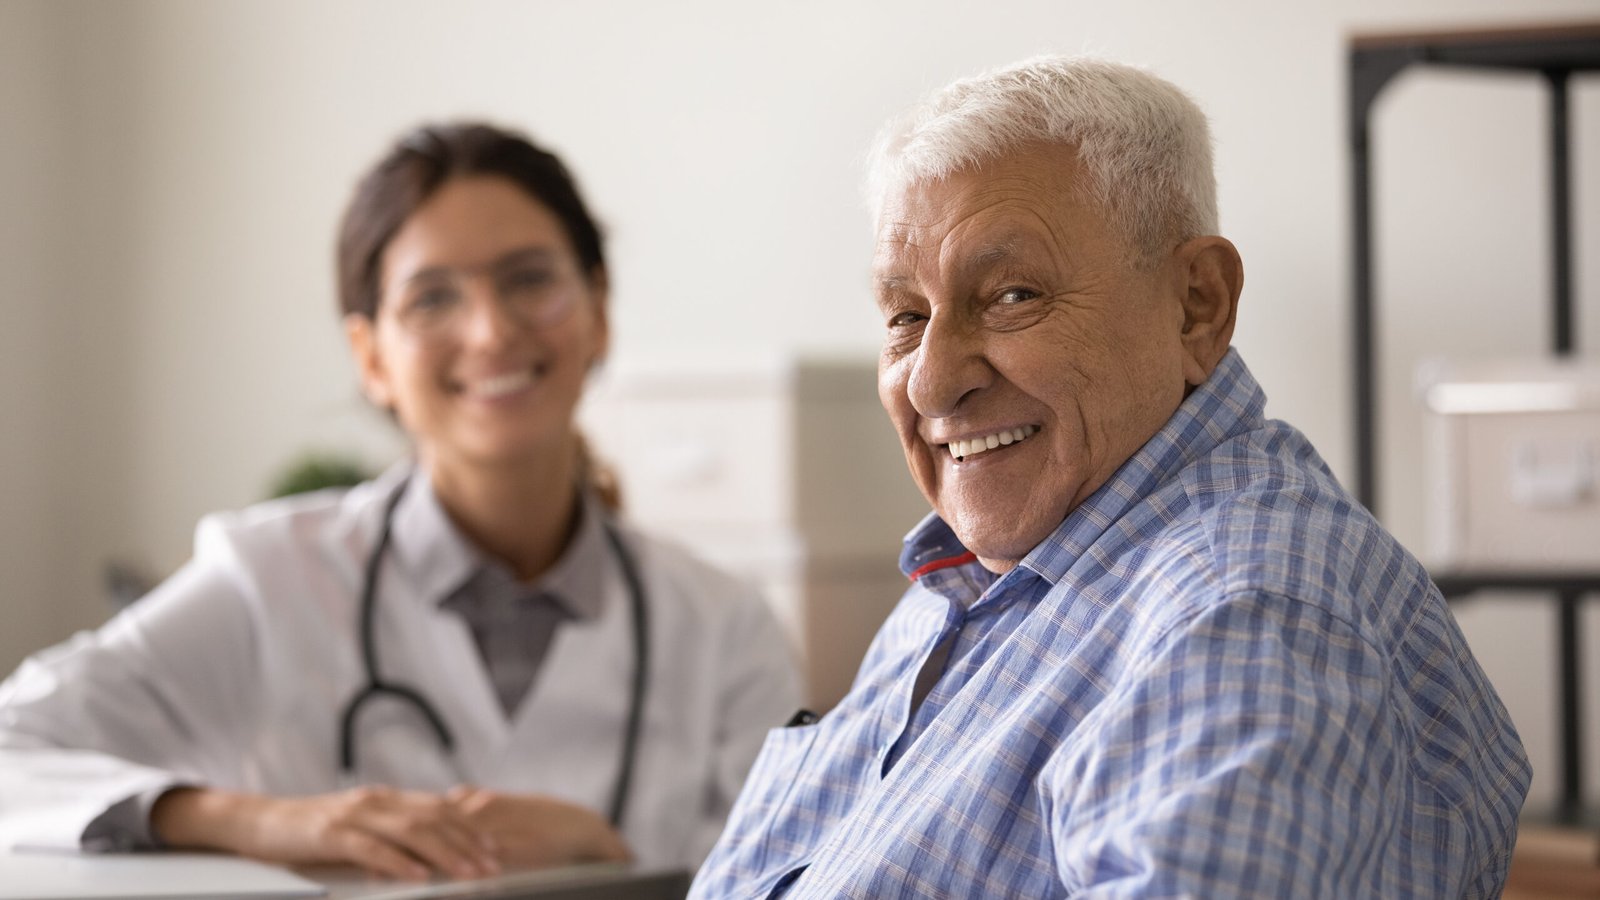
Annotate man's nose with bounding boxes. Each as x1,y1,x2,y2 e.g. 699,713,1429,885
906,313,992,419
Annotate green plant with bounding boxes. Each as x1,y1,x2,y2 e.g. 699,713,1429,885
266,452,374,499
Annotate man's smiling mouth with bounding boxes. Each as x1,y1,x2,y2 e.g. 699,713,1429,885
947,425,1039,461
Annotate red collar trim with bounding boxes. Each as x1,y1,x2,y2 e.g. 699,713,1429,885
907,551,977,582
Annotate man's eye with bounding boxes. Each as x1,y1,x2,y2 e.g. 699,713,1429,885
998,287,1040,304
886,310,926,329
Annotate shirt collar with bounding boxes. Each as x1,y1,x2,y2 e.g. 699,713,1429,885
530,491,608,621
899,348,1266,588
386,463,609,620
384,463,476,606
896,512,1000,609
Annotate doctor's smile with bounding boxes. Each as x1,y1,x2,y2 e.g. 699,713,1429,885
459,369,541,401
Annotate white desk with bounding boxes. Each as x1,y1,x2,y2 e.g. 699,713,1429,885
0,849,688,900
0,849,322,899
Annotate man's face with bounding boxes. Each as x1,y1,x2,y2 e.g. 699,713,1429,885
873,144,1196,573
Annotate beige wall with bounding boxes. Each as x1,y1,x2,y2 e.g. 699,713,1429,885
0,1,68,666
2,0,1597,807
0,2,133,667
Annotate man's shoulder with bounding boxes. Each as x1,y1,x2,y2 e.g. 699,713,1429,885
1182,418,1385,561
1177,416,1346,512
1128,417,1432,635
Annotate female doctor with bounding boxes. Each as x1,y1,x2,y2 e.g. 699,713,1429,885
0,122,800,879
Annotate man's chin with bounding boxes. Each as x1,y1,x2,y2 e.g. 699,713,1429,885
950,523,1050,575
973,553,1024,575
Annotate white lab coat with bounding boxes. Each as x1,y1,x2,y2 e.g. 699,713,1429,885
0,468,801,868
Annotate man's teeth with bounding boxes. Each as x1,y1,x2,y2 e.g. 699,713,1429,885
948,425,1038,460
470,371,533,398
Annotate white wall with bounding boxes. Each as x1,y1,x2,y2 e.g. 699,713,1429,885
3,0,1598,808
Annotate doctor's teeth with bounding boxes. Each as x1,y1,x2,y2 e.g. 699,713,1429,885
472,371,532,398
949,425,1038,460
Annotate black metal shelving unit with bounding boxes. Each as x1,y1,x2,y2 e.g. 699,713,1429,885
1349,22,1600,824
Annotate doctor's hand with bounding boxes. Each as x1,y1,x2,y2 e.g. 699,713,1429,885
446,785,632,869
151,785,501,881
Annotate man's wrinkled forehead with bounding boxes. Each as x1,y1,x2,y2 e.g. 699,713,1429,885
873,224,1030,290
873,176,1082,288
872,170,1000,259
873,177,943,248
870,185,933,288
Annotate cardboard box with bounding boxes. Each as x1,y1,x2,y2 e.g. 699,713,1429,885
1419,358,1600,572
579,357,931,709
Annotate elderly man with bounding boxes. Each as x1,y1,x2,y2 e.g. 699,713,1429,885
692,56,1529,898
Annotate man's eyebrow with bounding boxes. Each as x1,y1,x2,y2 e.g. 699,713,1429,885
872,274,913,306
966,240,1021,269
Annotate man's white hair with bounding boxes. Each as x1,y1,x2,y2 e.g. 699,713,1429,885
865,56,1218,262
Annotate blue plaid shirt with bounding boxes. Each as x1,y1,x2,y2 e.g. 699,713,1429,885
692,350,1529,899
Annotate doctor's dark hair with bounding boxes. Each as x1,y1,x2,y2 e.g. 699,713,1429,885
335,121,607,320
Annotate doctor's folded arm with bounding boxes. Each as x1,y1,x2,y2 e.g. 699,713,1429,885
0,122,800,882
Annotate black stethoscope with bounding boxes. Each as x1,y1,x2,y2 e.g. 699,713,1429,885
337,474,651,828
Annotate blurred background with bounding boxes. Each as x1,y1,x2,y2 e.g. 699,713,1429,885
1,0,1596,811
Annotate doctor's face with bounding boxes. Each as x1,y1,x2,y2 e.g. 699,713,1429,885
873,145,1201,573
348,175,608,472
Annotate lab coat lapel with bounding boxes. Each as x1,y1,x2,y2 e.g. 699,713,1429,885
377,467,519,772
492,551,636,807
340,575,514,787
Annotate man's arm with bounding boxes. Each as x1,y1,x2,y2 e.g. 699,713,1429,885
1041,591,1406,897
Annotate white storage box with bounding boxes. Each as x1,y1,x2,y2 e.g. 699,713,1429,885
579,357,931,708
1419,357,1600,572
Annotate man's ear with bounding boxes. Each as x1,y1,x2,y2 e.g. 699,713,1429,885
344,313,394,409
1174,236,1243,386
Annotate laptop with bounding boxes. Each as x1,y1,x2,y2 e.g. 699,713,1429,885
317,864,691,900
